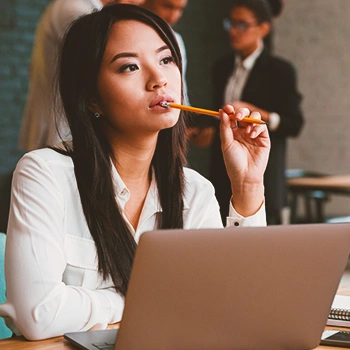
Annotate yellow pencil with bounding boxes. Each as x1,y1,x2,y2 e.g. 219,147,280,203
161,102,267,125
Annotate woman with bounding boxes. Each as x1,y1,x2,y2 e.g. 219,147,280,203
0,4,269,340
209,0,303,225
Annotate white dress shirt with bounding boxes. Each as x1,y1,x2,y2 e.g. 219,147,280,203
0,148,265,339
224,41,280,131
174,31,189,105
19,0,103,151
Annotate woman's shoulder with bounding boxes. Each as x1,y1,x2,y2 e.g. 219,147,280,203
16,147,73,174
12,147,76,201
183,167,214,191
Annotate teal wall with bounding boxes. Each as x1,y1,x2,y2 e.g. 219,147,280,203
0,1,50,232
0,1,49,176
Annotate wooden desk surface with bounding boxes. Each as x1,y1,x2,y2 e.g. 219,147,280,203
0,324,120,350
287,174,350,223
1,289,350,350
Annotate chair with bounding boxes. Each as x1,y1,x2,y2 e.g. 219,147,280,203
286,169,330,224
326,216,350,224
0,173,12,233
0,232,12,339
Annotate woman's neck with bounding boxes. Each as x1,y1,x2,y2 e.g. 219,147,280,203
111,138,155,184
238,41,261,60
111,138,156,230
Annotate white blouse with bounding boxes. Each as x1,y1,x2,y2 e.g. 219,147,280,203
0,148,266,340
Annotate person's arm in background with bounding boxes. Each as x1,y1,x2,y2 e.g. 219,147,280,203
51,0,103,42
268,60,304,137
173,31,189,105
0,153,124,340
231,59,304,138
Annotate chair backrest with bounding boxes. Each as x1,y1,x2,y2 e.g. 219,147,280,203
0,233,12,339
0,173,12,233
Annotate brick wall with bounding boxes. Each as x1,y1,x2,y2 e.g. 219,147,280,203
0,0,48,175
0,1,48,232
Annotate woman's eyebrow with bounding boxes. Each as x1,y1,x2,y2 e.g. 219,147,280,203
156,45,170,54
109,45,170,64
110,52,137,64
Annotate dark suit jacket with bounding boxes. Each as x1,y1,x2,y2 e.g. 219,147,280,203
209,49,304,224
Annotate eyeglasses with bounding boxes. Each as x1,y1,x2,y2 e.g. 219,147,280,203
223,18,258,33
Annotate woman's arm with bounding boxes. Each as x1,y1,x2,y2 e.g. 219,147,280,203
183,168,266,229
218,105,270,217
2,153,124,340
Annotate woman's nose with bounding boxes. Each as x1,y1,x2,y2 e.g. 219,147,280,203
146,68,167,91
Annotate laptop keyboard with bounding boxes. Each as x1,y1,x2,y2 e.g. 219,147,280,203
92,342,115,350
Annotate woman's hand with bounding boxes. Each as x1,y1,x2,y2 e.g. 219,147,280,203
229,101,270,123
219,104,270,216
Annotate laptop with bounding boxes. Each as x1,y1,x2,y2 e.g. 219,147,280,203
64,223,350,350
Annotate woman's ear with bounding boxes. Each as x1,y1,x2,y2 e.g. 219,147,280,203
260,22,271,39
87,97,103,116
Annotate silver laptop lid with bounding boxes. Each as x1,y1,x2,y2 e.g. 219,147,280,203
115,223,350,350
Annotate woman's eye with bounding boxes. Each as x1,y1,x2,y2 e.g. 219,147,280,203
161,56,175,65
120,64,139,72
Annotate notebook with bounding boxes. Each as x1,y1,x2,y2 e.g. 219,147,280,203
327,295,350,327
64,223,350,350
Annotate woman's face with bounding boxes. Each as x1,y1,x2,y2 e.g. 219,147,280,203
228,6,267,58
93,20,181,139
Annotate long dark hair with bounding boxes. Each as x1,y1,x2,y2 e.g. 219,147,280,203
230,0,272,23
58,4,187,296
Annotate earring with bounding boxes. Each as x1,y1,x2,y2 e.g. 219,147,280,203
94,112,100,118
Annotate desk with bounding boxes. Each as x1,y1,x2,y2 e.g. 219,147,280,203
0,324,120,350
287,175,350,223
1,289,350,350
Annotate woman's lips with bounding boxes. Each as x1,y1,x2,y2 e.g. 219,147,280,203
149,94,174,108
149,103,171,111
